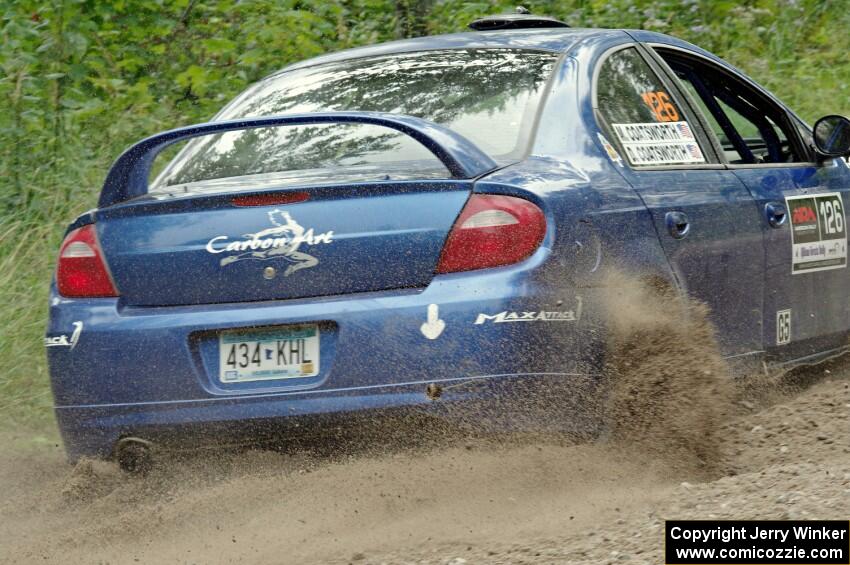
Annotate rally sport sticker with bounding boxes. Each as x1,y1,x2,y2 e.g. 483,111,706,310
786,193,847,274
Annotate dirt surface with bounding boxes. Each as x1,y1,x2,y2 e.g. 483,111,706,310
0,365,847,564
2,279,849,564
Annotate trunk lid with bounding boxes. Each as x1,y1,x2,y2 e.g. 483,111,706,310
96,182,471,307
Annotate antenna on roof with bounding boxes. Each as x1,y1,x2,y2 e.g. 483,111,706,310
468,8,570,31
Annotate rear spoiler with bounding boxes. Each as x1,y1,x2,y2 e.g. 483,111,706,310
99,111,498,208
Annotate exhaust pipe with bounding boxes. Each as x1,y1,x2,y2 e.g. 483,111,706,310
425,383,442,400
114,437,155,474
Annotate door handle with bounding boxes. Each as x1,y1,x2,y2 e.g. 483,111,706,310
765,202,787,228
665,211,690,239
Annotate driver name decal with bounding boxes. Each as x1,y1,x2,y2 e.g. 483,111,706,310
611,121,706,166
787,193,847,274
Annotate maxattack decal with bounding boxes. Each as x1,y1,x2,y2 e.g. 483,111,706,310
786,193,847,274
44,321,83,349
205,209,333,276
475,298,582,325
611,121,705,166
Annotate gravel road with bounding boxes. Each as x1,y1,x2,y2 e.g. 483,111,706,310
1,364,847,564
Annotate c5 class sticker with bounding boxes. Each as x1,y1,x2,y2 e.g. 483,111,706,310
786,193,847,274
776,309,791,345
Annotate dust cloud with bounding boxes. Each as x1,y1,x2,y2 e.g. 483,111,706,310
1,274,846,564
601,271,735,474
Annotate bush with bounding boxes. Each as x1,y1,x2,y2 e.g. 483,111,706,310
1,0,847,425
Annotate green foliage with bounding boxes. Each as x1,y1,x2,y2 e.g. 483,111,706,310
1,0,848,426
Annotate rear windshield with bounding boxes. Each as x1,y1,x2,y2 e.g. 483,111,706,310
152,49,558,191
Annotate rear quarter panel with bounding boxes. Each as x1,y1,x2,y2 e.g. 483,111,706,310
478,38,677,293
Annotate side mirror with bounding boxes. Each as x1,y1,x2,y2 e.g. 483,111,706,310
813,115,850,158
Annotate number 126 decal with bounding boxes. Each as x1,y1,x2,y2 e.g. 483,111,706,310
641,91,680,122
786,193,847,274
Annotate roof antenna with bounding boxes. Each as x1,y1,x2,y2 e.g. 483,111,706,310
515,6,531,14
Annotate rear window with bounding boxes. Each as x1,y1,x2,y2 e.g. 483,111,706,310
153,49,558,191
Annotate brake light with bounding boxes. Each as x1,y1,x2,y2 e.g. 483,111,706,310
57,225,119,297
436,194,546,274
231,191,310,207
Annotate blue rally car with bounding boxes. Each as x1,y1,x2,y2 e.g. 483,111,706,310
47,12,850,465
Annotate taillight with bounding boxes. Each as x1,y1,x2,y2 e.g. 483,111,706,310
436,194,546,274
56,225,119,298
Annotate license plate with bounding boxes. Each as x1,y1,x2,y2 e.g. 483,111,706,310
218,325,320,383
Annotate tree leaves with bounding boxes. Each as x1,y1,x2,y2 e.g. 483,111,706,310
0,0,849,218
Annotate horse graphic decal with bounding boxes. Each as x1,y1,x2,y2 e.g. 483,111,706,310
205,209,334,277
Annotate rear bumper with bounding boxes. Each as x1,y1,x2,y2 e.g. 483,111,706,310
48,263,602,462
54,371,601,461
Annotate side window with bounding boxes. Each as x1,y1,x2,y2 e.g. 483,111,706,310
657,50,807,165
596,47,708,167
